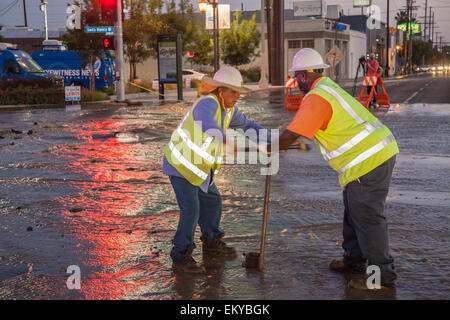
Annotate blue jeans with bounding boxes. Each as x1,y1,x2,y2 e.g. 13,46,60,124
169,175,224,262
342,156,397,287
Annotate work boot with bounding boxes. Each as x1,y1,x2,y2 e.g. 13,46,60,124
202,237,237,258
329,259,366,274
172,246,206,274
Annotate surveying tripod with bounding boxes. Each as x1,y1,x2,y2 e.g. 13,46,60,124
352,56,367,97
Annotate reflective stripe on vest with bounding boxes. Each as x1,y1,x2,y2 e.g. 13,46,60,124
168,141,209,180
175,126,215,164
310,78,398,185
317,120,384,161
337,134,396,174
315,83,390,168
164,95,234,185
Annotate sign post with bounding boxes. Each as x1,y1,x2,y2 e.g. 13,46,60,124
325,45,344,81
65,85,81,111
157,34,183,101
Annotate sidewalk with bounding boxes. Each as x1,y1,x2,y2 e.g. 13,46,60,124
339,72,427,88
0,74,426,111
109,83,285,104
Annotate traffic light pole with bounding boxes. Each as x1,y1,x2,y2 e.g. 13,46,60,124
116,0,125,101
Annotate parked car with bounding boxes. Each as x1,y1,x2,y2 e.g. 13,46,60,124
182,69,205,81
152,70,206,88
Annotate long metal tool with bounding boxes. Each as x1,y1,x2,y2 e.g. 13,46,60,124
243,143,307,271
258,158,271,271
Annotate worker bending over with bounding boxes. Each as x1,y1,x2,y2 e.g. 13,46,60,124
276,48,399,290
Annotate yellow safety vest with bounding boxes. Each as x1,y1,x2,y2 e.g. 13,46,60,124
307,77,399,187
163,95,234,186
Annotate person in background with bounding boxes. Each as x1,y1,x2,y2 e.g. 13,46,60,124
366,53,380,107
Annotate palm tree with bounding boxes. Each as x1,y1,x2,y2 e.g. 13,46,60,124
395,10,416,25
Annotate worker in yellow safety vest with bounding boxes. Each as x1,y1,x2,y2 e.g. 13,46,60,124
163,67,272,274
275,48,399,290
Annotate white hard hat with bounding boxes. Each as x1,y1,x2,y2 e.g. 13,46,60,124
289,48,330,72
202,66,251,93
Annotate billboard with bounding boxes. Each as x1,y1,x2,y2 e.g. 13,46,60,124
353,0,372,7
205,4,230,30
397,22,421,34
293,1,323,17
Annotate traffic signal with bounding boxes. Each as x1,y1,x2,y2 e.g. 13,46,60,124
100,0,117,23
103,36,115,50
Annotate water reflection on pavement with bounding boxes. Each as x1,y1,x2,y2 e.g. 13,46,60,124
0,93,449,300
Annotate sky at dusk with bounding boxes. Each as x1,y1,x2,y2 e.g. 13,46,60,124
1,0,448,44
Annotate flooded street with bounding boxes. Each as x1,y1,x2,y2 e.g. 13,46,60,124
0,91,449,300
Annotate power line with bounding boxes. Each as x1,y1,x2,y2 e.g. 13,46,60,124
0,0,19,18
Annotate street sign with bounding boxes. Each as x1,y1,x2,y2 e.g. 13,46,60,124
84,26,114,34
65,85,81,102
325,45,344,66
205,4,231,30
353,0,371,7
325,45,344,81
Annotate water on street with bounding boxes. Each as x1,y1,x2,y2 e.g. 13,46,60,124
0,87,449,299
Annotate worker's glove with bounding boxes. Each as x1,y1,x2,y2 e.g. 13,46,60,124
289,139,311,152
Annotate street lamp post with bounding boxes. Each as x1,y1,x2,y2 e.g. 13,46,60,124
199,0,219,72
258,0,268,88
40,0,48,41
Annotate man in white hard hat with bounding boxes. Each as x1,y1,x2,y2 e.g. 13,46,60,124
275,48,399,290
163,66,271,274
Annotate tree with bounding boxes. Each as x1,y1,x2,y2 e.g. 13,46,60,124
185,23,214,68
219,11,260,67
159,0,197,55
123,0,165,80
61,0,112,92
395,10,416,25
123,0,202,77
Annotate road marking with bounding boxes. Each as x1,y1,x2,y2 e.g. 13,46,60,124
404,91,419,104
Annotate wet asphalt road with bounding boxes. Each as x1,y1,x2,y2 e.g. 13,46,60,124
0,72,449,300
341,71,450,104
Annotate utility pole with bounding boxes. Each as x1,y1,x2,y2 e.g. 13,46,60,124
428,6,432,42
423,0,427,41
23,0,28,27
431,11,435,48
406,0,411,73
406,0,416,74
116,0,125,101
259,0,268,88
267,0,284,86
385,0,390,77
